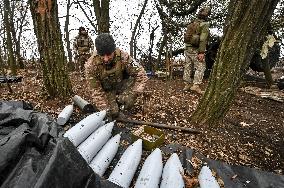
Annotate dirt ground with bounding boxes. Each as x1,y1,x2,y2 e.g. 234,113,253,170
1,65,283,175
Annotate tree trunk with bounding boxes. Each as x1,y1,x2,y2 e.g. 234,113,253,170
156,34,167,71
64,0,74,70
9,1,25,69
29,0,72,98
93,0,110,34
17,3,29,68
130,0,148,57
190,0,279,125
3,0,16,75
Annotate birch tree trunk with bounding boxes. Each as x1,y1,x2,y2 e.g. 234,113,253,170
29,0,72,98
190,0,280,125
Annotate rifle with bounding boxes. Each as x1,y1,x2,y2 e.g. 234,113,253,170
0,76,23,83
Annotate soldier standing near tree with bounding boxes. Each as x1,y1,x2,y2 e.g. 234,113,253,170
183,6,211,94
85,33,148,118
73,27,94,73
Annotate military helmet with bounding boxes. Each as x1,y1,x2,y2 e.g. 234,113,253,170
95,33,116,56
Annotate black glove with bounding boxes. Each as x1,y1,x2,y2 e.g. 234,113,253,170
117,93,136,110
106,103,120,120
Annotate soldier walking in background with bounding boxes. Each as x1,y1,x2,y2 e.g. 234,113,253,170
183,7,211,94
85,33,148,119
73,27,94,73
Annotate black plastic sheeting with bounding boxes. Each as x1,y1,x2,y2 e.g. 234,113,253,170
1,101,284,188
0,101,119,188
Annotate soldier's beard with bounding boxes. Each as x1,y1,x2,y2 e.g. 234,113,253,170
104,60,115,69
104,60,113,64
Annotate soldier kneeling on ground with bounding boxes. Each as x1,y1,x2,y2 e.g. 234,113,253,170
85,33,148,119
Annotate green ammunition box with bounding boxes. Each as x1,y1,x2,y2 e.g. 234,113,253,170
131,125,165,150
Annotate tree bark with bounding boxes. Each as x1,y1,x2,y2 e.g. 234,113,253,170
3,0,16,75
190,0,279,125
93,0,110,34
29,0,72,98
64,0,73,68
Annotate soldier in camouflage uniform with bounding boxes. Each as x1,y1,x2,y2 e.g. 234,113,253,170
85,33,148,118
73,27,94,73
183,7,211,94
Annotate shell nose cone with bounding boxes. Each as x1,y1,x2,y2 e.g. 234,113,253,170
98,110,107,118
104,121,114,132
113,133,121,140
152,148,162,156
198,166,220,188
132,139,142,147
93,110,106,119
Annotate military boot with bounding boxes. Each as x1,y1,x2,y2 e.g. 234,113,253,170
190,84,204,94
183,83,192,91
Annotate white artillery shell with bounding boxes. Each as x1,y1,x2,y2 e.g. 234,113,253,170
57,104,74,126
198,166,220,188
63,110,106,147
160,153,184,188
77,121,114,163
134,148,163,188
108,139,143,188
89,134,121,176
98,120,105,127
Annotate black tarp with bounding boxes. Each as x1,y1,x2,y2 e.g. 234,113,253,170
1,101,283,188
0,101,119,188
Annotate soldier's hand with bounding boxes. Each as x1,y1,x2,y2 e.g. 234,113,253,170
197,53,205,62
117,93,136,110
106,105,120,120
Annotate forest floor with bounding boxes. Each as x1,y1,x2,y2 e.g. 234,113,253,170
1,63,284,176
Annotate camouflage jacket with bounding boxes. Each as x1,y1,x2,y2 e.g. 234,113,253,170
73,34,94,55
184,18,210,53
85,48,148,110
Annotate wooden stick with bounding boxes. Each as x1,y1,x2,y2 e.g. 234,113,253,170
116,117,201,134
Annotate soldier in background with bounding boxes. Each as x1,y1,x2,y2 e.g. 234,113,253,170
183,6,211,94
85,33,148,118
73,27,94,73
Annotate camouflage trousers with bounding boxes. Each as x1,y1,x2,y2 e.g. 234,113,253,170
183,47,206,85
75,53,91,73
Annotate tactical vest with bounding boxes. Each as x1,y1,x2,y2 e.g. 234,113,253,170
76,35,91,52
97,49,128,91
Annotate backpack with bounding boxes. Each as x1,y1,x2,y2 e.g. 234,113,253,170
184,20,201,46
